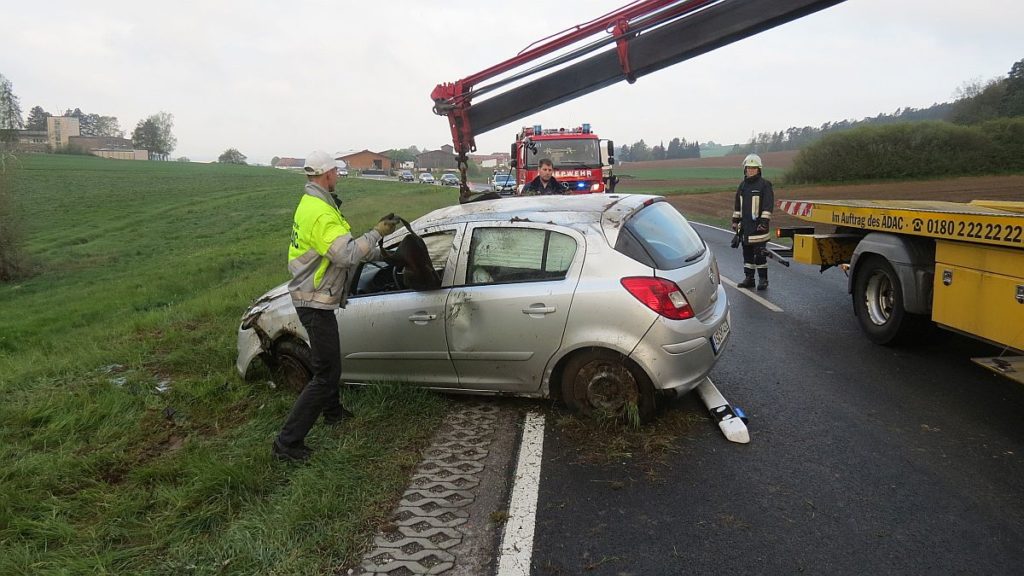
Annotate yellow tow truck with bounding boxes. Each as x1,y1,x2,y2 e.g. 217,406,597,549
778,198,1024,383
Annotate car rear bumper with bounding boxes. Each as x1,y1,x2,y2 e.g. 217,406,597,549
629,285,730,396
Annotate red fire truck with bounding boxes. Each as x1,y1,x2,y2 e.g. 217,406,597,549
510,123,617,194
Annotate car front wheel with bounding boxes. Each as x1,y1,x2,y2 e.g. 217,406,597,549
561,349,655,422
273,339,312,393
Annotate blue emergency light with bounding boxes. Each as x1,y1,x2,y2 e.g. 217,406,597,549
533,124,542,134
582,123,591,133
576,181,586,189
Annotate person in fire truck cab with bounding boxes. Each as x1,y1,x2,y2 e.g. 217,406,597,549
521,158,564,195
731,153,774,290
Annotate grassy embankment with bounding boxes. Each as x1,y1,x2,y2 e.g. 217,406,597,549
0,154,458,574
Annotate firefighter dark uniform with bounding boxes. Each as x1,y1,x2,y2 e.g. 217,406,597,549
732,154,773,290
523,175,564,195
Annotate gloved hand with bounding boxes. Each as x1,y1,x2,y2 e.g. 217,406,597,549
374,213,399,236
755,219,769,234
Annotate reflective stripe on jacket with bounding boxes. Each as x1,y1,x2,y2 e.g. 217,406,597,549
732,175,774,244
287,182,381,310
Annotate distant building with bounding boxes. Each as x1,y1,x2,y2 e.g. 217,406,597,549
92,148,149,161
416,144,457,170
338,150,393,173
10,129,48,153
67,135,132,153
47,116,80,149
274,157,305,170
469,152,511,169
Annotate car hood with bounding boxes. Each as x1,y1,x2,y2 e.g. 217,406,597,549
252,282,290,306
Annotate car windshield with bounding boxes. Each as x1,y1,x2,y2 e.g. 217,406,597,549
525,138,600,168
495,175,514,183
618,201,706,269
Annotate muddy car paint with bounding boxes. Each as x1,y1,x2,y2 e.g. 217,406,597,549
237,194,730,416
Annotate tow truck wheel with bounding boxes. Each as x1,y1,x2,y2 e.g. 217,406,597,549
561,349,655,423
853,255,913,345
273,339,312,393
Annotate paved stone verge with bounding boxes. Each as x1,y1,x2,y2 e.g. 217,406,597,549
354,401,521,575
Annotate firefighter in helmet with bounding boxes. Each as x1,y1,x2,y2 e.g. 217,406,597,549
731,153,774,290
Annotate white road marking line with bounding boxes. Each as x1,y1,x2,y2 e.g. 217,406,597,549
719,276,784,312
497,411,545,576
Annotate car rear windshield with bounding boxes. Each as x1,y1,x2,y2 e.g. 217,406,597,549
615,201,706,270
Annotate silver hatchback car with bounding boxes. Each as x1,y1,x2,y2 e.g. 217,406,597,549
237,194,730,419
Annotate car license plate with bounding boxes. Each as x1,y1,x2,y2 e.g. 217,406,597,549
711,317,730,354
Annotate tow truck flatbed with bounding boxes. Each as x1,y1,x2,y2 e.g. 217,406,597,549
779,198,1024,384
779,199,1024,249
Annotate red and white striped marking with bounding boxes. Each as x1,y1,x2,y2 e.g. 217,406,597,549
779,200,813,217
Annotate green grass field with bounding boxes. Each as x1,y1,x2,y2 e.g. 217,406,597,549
0,155,460,574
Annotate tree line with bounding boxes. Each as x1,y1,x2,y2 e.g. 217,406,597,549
732,57,1024,156
617,137,701,162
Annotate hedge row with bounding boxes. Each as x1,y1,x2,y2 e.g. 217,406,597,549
784,118,1024,183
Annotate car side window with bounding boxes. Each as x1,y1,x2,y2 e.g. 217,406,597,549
467,227,577,285
352,230,455,296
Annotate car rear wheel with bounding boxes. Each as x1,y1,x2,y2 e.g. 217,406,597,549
561,349,655,422
273,339,312,393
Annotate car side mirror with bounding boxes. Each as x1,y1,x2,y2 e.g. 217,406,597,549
602,139,615,166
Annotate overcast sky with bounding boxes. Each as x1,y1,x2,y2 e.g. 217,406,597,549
2,0,1020,164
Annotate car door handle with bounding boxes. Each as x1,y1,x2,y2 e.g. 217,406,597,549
522,306,556,315
408,313,437,322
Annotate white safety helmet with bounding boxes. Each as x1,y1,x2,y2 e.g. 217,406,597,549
303,150,338,176
742,154,763,169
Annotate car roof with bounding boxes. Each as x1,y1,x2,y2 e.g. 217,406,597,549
413,194,662,232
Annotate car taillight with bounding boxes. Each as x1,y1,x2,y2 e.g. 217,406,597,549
620,277,694,320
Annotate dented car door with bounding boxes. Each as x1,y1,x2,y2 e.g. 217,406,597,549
446,223,583,393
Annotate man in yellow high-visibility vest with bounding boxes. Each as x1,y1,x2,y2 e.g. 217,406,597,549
273,151,398,462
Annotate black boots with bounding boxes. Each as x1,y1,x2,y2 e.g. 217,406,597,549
272,438,312,462
757,271,768,291
323,407,354,425
738,272,768,290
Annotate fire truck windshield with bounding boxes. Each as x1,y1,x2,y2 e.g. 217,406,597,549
525,138,600,169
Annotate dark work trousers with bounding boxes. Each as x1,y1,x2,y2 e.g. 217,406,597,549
742,241,768,280
277,307,343,448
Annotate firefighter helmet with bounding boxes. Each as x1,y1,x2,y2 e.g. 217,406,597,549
742,154,763,169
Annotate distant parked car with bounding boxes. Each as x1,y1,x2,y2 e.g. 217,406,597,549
338,168,349,177
419,173,436,184
440,173,460,186
399,170,414,182
492,173,517,194
236,194,731,421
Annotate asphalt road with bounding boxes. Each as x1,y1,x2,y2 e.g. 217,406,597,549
528,224,1024,575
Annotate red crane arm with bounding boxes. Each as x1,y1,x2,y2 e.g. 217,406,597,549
431,0,846,201
430,0,716,158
